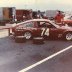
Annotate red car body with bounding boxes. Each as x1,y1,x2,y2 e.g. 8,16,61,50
62,16,72,26
11,19,72,40
62,20,72,26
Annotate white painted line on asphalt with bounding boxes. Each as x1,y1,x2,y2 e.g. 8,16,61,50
19,45,72,72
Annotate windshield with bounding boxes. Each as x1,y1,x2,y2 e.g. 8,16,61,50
48,20,60,28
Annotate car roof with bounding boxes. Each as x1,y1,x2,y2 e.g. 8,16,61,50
16,19,50,26
13,19,59,28
27,19,50,22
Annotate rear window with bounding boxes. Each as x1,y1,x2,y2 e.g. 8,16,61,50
24,22,34,27
17,22,34,28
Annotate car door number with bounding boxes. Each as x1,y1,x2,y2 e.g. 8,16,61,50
41,28,49,36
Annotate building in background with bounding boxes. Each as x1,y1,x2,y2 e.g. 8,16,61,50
16,9,33,21
45,10,64,20
0,7,16,25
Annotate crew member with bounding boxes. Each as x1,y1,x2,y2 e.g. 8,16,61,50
55,11,64,24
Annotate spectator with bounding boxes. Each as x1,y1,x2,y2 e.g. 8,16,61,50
43,13,48,19
55,11,64,24
37,10,42,19
32,11,37,19
29,9,33,19
23,14,26,21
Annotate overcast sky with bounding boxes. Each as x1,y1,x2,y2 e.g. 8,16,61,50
0,0,72,11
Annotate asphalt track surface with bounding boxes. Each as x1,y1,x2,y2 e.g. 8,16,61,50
0,29,72,72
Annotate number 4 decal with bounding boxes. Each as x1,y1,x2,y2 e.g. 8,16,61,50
41,28,49,36
41,28,45,36
45,28,49,36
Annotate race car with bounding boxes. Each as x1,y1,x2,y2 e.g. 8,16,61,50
62,15,72,26
10,19,72,41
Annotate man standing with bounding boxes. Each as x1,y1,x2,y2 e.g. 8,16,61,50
37,10,42,19
29,9,33,19
55,11,64,24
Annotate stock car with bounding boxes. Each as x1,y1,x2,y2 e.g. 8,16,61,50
10,19,72,41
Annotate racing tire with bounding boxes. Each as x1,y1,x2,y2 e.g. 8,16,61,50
24,31,32,40
64,32,72,41
15,36,26,43
32,37,45,44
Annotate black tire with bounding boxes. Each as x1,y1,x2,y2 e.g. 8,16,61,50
33,37,44,44
15,36,26,43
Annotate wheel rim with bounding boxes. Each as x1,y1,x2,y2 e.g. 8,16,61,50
66,33,72,41
24,32,31,39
